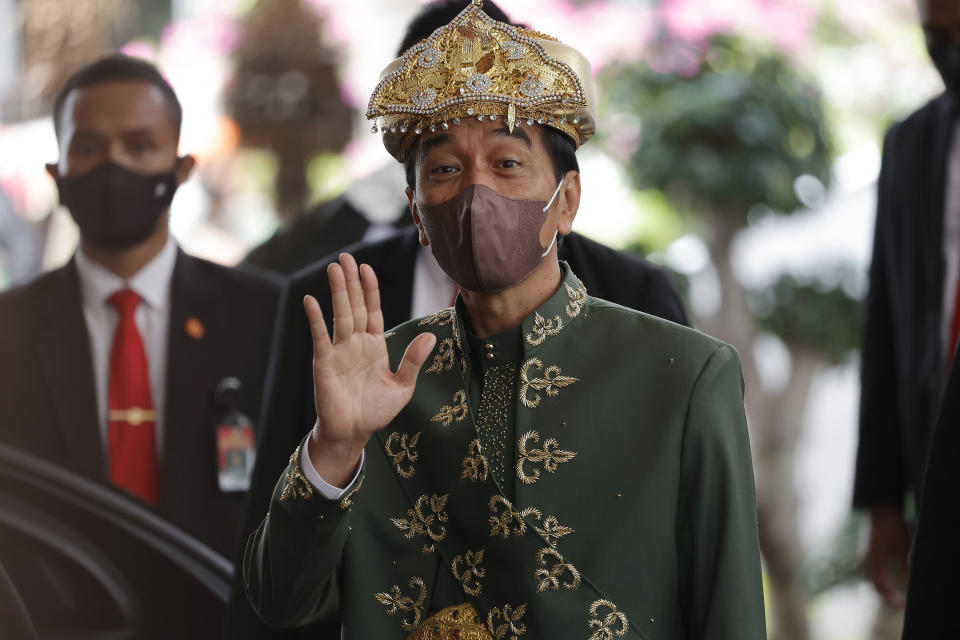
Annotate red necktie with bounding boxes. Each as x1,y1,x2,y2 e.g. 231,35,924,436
950,274,960,370
107,289,159,504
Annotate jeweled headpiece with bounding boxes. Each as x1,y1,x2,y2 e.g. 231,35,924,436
367,0,596,162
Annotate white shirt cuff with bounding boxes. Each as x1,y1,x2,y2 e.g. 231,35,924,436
300,441,364,500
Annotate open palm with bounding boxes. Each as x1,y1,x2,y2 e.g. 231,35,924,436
303,253,435,486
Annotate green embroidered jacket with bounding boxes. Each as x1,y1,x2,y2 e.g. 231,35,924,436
244,265,766,639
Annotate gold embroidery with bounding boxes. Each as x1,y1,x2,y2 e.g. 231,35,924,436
564,279,588,318
516,431,576,484
588,599,629,639
534,515,574,547
519,359,578,409
384,431,420,479
534,547,581,592
374,576,428,632
487,603,527,640
461,438,490,482
407,603,492,640
426,338,456,374
488,495,540,539
391,493,449,553
419,307,455,327
524,312,563,346
432,389,469,426
279,445,314,501
451,548,486,596
385,330,397,339
339,475,364,509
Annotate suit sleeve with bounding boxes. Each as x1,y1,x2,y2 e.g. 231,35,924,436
676,344,766,640
902,361,960,638
243,438,363,627
853,127,906,510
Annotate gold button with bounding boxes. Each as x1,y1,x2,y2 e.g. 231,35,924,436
486,352,495,361
485,343,495,351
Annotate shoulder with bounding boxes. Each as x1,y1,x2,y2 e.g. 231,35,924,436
0,264,72,319
884,93,951,153
586,296,732,365
176,252,284,302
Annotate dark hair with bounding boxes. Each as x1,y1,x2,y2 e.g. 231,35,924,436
396,0,511,56
404,125,579,190
52,54,183,140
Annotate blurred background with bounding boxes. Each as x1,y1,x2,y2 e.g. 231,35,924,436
0,0,940,638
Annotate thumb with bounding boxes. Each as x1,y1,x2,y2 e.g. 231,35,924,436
396,332,438,388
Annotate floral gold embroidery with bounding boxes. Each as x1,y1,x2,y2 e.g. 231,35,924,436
407,603,490,640
519,359,578,409
461,438,490,482
419,307,455,327
534,515,574,547
392,494,449,553
385,330,397,339
451,548,486,596
432,389,469,426
534,547,581,592
524,312,563,347
588,599,629,639
279,445,314,501
426,338,456,374
489,495,541,539
487,603,527,640
374,576,428,632
339,475,364,509
516,431,576,484
564,279,588,318
384,431,421,479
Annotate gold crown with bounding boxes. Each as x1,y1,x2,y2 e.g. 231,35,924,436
367,0,596,162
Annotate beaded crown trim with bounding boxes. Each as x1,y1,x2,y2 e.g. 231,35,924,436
367,0,593,161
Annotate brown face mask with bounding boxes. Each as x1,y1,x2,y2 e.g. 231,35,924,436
417,181,562,292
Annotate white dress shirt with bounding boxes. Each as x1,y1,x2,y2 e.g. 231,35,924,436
302,244,456,498
941,122,960,365
74,237,177,459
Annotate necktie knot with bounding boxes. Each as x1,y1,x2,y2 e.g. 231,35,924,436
109,289,141,318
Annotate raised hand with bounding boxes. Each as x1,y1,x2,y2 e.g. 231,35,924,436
304,254,436,488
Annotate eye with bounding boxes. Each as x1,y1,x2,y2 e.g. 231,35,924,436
499,159,520,169
130,141,156,154
430,164,457,175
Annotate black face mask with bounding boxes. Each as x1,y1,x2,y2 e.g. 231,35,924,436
55,161,180,250
926,29,960,98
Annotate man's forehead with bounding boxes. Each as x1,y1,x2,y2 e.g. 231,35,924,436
61,81,172,134
418,118,539,153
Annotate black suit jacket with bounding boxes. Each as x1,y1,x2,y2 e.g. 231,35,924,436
901,352,960,638
0,250,283,558
854,93,958,510
225,226,687,637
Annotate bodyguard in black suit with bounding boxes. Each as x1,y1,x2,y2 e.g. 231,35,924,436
0,55,282,558
855,0,960,610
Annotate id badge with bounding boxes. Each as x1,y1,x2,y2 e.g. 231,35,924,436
217,424,256,492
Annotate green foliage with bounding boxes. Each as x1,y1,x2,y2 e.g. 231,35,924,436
601,35,833,224
751,269,861,363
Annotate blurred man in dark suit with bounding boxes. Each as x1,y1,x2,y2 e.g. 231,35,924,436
855,0,960,618
0,54,282,558
225,1,687,637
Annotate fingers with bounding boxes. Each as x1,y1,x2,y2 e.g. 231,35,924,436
865,548,908,610
360,263,385,335
328,261,354,343
395,332,438,388
339,253,368,334
303,295,332,360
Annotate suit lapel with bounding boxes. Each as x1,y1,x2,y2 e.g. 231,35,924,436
162,251,217,506
35,260,106,480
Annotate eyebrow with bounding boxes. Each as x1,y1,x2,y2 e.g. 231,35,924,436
491,125,532,148
420,133,452,157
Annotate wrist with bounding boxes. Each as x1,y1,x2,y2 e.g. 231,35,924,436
307,428,366,489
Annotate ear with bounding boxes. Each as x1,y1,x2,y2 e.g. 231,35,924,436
45,163,59,181
556,170,581,236
175,154,197,185
406,186,430,247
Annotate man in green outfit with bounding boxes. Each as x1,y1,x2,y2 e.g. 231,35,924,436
244,2,766,638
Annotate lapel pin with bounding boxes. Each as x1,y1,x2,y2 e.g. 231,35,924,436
185,317,205,340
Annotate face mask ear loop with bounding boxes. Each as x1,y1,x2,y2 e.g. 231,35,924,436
539,178,564,257
542,179,565,213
